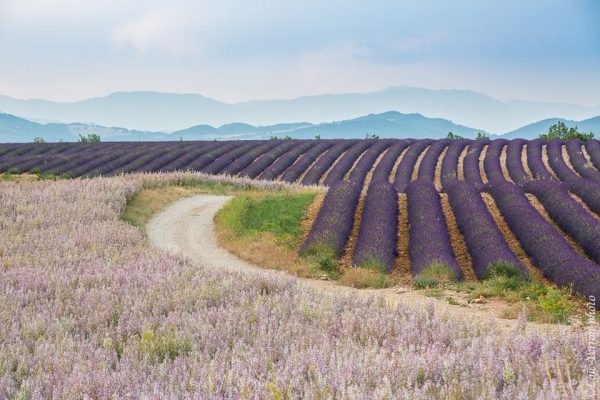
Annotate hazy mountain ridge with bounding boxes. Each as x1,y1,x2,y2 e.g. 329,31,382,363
2,110,599,143
1,86,598,133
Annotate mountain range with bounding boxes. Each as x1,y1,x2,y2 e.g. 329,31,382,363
1,110,599,143
1,86,599,133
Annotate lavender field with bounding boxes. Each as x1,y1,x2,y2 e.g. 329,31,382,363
0,174,597,398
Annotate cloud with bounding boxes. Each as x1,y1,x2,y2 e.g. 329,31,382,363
113,7,199,57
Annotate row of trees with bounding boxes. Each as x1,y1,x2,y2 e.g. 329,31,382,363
33,133,101,143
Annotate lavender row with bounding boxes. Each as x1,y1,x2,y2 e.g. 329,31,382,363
238,141,298,178
279,141,335,183
483,139,508,184
352,182,398,272
486,181,600,299
347,140,393,186
567,179,600,216
462,140,487,190
565,139,600,182
321,141,374,186
300,180,362,256
505,139,529,185
440,139,469,191
524,180,600,265
136,142,219,173
183,141,240,172
300,141,355,185
393,140,432,192
370,140,411,183
525,139,555,180
219,141,281,176
417,139,448,183
258,141,316,181
546,140,579,181
202,142,261,175
585,139,600,171
447,181,526,279
406,180,463,280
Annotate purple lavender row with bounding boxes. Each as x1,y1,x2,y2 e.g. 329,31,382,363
219,141,281,176
83,145,161,176
136,142,217,173
585,139,600,171
47,143,146,175
483,139,508,184
322,141,375,186
351,182,398,272
447,181,526,279
406,180,463,280
566,139,600,182
238,141,298,178
182,141,240,172
346,140,393,186
258,141,316,181
201,142,261,175
158,142,222,172
370,140,411,184
505,139,529,185
462,140,488,190
300,141,355,185
486,181,600,299
393,140,432,192
417,139,449,183
567,179,600,216
300,180,362,256
279,141,336,183
526,139,555,180
546,139,579,181
110,143,183,175
524,180,600,265
440,139,469,191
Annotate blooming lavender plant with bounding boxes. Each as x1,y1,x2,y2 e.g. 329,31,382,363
406,179,463,280
279,141,336,183
300,141,355,185
300,180,362,256
565,139,600,182
440,139,469,191
347,140,393,186
567,178,600,215
585,139,600,171
201,141,261,174
546,139,579,181
486,181,600,298
483,139,509,184
447,181,526,279
417,139,449,183
351,181,398,272
322,141,375,186
393,140,432,192
526,139,555,180
524,179,600,265
505,139,529,185
369,140,412,184
257,141,316,181
462,139,488,190
237,141,298,178
218,141,281,176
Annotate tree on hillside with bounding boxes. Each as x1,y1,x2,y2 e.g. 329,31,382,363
78,133,101,143
475,131,489,140
539,121,594,142
365,133,379,139
33,137,45,143
446,132,464,140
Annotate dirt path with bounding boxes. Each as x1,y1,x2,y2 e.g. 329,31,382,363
147,194,570,334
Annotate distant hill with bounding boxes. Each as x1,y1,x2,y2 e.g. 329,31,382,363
502,116,600,139
1,86,599,133
0,111,483,142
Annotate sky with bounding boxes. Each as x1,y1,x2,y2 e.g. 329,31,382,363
0,0,599,105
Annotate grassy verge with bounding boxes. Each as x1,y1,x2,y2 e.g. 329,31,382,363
413,261,584,324
215,191,336,279
0,172,63,182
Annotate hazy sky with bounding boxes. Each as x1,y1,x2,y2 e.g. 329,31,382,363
1,0,599,104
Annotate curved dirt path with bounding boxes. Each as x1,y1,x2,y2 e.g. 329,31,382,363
147,194,570,334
